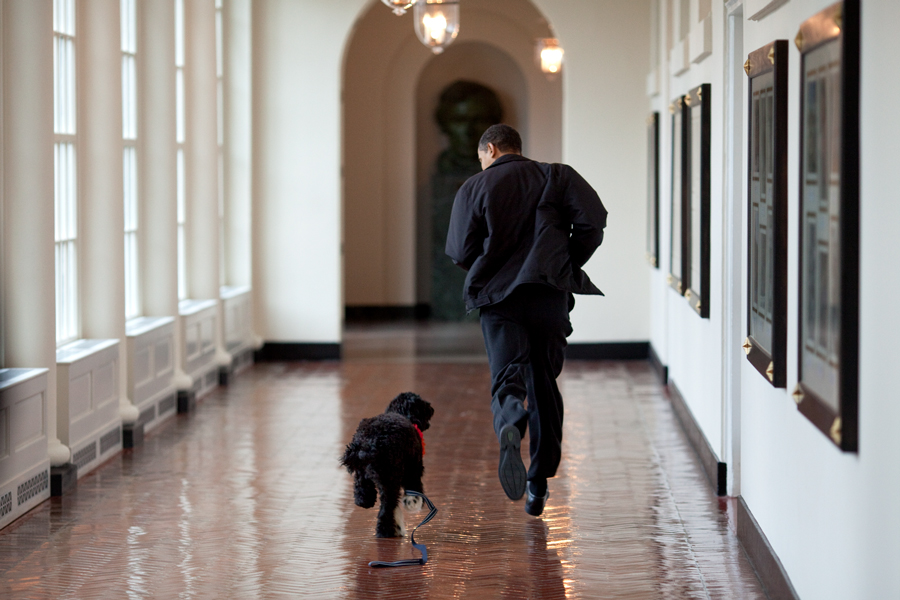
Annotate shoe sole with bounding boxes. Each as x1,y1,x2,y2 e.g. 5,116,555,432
498,425,526,500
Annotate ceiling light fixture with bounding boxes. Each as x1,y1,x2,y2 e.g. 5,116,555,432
536,38,564,75
415,0,460,54
381,0,417,16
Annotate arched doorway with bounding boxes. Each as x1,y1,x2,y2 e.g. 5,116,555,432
342,0,561,321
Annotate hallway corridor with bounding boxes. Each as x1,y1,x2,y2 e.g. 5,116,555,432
0,332,767,598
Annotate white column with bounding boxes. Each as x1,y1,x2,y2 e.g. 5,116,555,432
2,0,70,466
186,0,229,367
79,0,138,424
223,0,260,350
140,0,191,389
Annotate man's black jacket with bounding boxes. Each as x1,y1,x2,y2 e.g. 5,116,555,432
445,154,608,311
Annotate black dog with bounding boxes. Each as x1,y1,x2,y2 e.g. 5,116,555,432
340,392,434,538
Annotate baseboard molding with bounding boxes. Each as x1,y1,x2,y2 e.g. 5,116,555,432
666,381,727,496
566,341,649,360
345,305,431,321
648,343,668,384
736,496,800,600
255,343,341,361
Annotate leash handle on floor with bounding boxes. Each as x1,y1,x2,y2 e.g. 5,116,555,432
368,491,437,568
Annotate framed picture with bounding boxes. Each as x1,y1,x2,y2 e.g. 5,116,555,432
794,0,859,451
744,41,788,388
668,97,687,294
646,112,660,269
684,84,711,318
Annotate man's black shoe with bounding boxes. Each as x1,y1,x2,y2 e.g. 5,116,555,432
498,424,526,500
525,481,549,516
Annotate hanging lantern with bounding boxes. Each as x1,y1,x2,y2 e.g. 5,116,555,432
414,0,460,54
381,0,417,16
536,38,564,75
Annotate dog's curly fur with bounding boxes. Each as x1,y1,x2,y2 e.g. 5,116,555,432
340,392,434,538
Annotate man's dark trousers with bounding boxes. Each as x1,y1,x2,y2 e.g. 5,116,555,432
479,283,572,483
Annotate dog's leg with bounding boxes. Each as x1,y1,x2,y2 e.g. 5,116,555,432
401,455,425,513
353,472,377,508
393,503,407,537
375,482,404,538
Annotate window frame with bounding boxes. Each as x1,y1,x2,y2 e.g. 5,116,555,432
122,0,141,321
54,0,80,347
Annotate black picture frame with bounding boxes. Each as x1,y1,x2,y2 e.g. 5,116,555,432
684,84,711,318
646,112,660,269
744,41,788,388
795,0,859,452
668,97,687,295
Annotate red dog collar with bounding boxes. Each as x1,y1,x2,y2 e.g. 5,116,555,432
414,424,425,456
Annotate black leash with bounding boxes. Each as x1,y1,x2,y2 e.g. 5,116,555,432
368,491,437,568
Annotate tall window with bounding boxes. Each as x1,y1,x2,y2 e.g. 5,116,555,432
216,0,225,286
122,0,140,319
175,0,187,300
54,0,78,345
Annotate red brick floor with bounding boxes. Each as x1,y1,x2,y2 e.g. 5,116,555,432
0,324,766,599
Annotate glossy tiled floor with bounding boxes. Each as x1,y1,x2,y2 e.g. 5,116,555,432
0,324,767,599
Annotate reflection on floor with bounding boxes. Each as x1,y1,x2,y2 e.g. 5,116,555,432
343,320,487,362
0,323,766,598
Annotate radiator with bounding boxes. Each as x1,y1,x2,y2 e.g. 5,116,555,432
56,339,123,477
126,316,177,433
178,299,219,399
0,369,51,530
221,285,254,373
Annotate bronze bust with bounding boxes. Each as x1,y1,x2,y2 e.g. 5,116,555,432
431,81,503,320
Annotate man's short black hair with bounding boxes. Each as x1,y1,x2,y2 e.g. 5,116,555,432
478,124,522,154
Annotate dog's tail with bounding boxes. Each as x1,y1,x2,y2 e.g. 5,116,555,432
339,440,371,471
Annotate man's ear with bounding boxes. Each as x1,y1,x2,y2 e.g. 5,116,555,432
488,142,501,158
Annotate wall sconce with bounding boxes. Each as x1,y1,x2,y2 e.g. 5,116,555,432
381,0,417,16
536,38,564,75
414,0,460,54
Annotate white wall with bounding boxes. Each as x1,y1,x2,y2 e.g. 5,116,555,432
737,1,900,598
251,0,367,342
666,0,727,461
645,0,900,597
533,0,652,343
643,0,738,478
858,4,900,593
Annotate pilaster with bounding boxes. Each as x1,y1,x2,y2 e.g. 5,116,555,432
79,0,138,425
2,0,70,466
